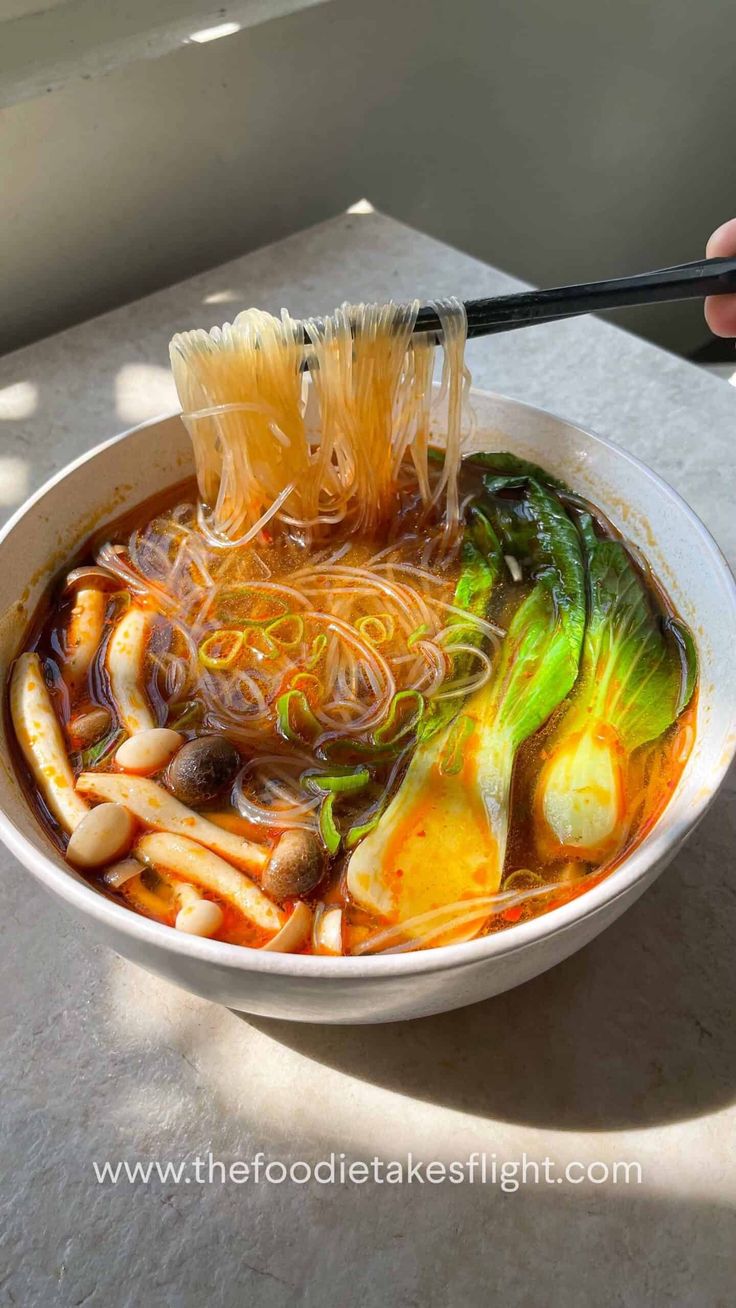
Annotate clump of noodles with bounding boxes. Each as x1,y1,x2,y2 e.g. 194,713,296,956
170,310,308,544
302,301,420,533
93,514,504,835
169,298,470,545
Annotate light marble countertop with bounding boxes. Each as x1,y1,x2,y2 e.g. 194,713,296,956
1,212,735,1307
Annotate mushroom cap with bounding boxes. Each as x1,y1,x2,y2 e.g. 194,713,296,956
262,829,327,903
165,734,241,807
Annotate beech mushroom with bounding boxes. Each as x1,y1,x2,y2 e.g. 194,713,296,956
64,588,106,692
261,901,313,953
66,803,136,869
165,734,240,806
261,829,326,902
76,772,268,874
10,653,89,833
107,607,156,734
135,831,283,933
116,727,183,774
313,904,344,955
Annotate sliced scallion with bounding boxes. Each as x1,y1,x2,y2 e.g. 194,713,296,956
265,613,305,650
276,689,320,743
356,613,395,646
302,766,371,796
198,629,243,670
319,793,341,854
373,689,424,747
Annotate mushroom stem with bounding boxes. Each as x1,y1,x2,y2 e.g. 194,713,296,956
130,863,223,937
171,880,224,937
261,901,313,953
107,606,156,734
76,772,268,873
10,653,90,833
313,904,344,955
135,831,283,933
123,872,172,921
65,588,106,692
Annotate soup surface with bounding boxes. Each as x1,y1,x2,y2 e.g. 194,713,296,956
7,300,697,956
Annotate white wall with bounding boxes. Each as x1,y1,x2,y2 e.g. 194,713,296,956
2,0,734,355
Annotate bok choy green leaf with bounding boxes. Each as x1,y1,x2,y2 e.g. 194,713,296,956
465,450,573,494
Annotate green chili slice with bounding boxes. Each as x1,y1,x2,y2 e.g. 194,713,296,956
305,633,327,670
276,689,320,743
243,626,278,660
302,766,371,795
319,793,341,854
373,690,424,747
288,671,320,696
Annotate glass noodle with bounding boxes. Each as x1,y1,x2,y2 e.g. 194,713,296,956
169,300,470,544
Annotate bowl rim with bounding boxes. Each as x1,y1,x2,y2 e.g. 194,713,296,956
1,390,735,980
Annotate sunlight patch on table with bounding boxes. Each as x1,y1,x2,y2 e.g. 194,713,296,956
0,381,37,420
115,363,177,425
203,290,243,306
189,21,241,44
0,456,29,506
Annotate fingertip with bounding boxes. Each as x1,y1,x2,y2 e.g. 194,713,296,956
706,217,736,259
704,293,736,337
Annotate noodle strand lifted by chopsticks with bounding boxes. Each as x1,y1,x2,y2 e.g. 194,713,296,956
169,299,471,545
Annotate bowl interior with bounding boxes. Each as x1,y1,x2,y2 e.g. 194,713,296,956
1,396,735,948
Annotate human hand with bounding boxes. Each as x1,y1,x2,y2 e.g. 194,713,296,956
705,219,736,337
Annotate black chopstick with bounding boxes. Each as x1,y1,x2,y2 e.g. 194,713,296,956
413,256,736,340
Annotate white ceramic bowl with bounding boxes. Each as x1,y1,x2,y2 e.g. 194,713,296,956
1,392,735,1024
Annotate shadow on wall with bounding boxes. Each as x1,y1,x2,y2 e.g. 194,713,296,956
246,773,736,1133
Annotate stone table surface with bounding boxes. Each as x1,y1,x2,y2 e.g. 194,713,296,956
1,212,735,1307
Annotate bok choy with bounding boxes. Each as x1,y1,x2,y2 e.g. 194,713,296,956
535,513,697,861
346,478,586,936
